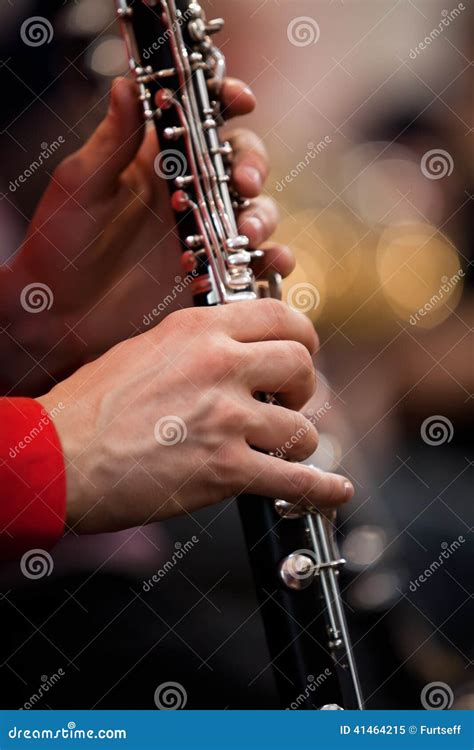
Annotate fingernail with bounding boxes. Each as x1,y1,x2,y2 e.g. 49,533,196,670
243,86,255,98
240,215,264,244
238,165,262,190
344,481,354,500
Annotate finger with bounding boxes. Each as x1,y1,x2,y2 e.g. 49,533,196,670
242,453,354,508
251,242,296,280
218,298,319,354
246,403,318,462
217,78,256,119
229,128,269,197
242,341,316,410
238,196,279,246
67,78,144,200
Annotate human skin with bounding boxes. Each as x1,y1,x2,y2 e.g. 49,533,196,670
38,299,354,534
1,77,293,394
3,77,353,533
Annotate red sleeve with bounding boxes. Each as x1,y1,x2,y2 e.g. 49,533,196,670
0,398,66,561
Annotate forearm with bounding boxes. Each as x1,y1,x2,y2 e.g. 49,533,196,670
0,264,79,396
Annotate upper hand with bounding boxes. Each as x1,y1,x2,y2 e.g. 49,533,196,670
5,78,293,393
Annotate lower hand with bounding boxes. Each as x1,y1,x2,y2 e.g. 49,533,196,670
37,300,353,534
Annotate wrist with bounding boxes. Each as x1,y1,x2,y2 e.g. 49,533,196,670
36,392,89,532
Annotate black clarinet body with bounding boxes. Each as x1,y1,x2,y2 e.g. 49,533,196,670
117,0,363,710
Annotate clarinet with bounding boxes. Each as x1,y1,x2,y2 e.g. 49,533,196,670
116,0,364,710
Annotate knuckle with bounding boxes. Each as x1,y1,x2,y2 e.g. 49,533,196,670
209,340,240,379
286,414,318,459
292,467,315,499
228,126,248,145
258,297,288,331
215,394,247,430
209,441,241,492
286,340,313,370
302,421,319,457
261,195,279,223
309,470,343,506
163,306,203,332
51,155,81,193
325,474,344,504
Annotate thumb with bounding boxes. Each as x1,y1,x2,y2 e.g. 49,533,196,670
68,77,145,201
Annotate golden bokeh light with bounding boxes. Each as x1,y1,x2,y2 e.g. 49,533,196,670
376,223,463,329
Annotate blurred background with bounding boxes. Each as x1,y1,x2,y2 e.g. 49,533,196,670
0,0,472,711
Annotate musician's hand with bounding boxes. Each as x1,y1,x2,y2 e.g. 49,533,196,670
37,300,353,534
3,77,291,394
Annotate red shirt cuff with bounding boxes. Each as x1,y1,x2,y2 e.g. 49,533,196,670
0,397,66,561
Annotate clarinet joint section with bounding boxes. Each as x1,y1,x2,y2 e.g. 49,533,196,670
116,0,258,304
